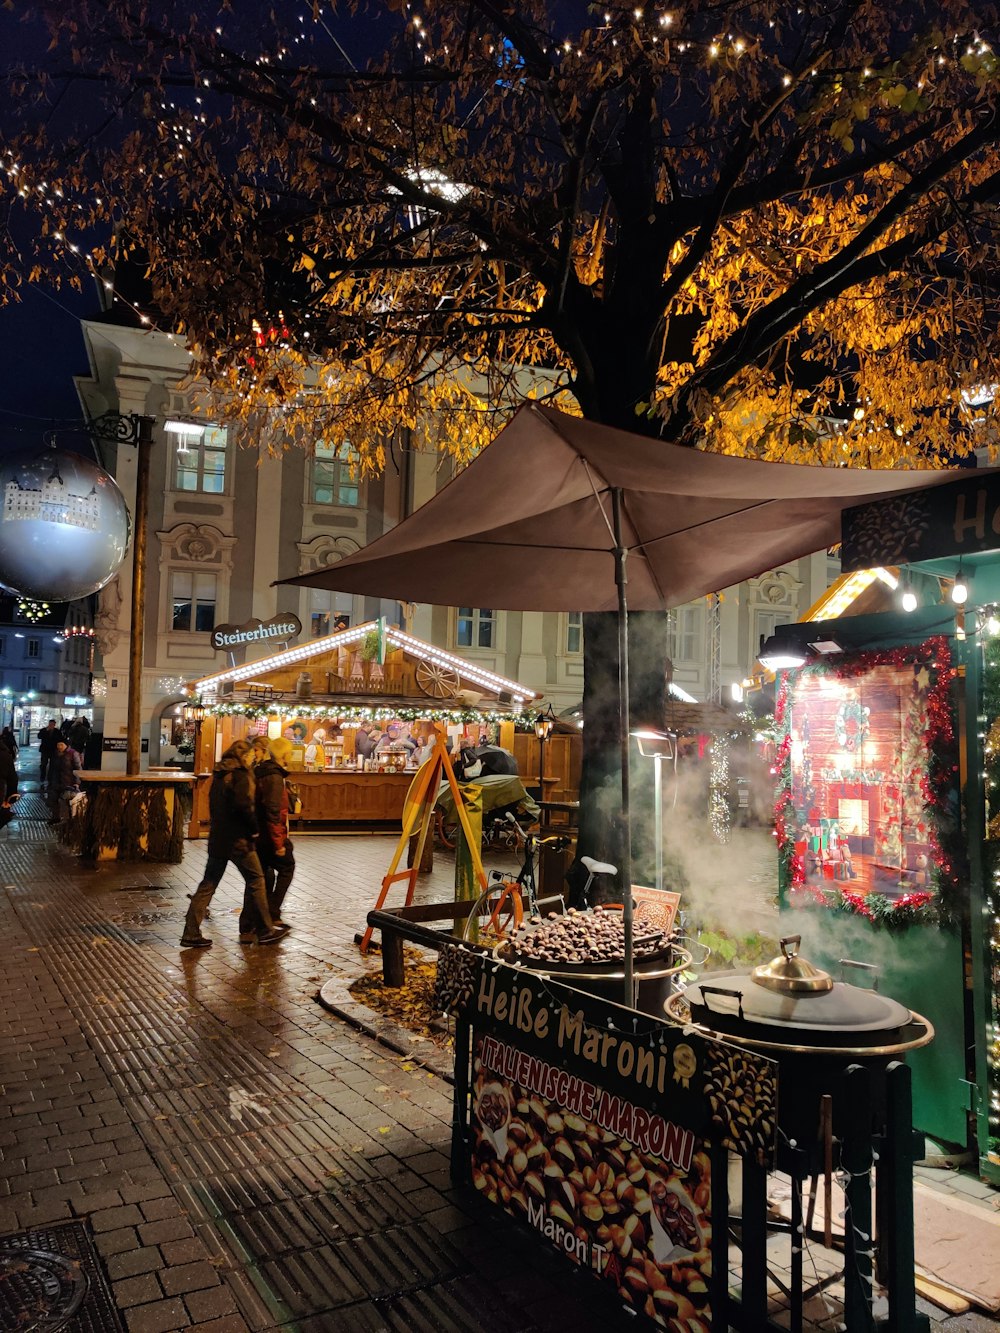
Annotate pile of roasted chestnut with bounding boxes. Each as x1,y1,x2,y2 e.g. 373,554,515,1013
506,906,674,966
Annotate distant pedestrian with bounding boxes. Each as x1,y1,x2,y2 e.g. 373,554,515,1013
48,740,81,826
181,739,285,949
0,739,18,823
69,717,91,754
38,720,59,786
0,727,17,760
0,735,18,805
252,736,296,930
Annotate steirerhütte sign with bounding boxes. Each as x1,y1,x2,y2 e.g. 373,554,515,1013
211,613,302,651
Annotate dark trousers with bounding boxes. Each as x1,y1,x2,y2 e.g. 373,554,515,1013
183,840,273,940
40,753,51,784
261,841,295,921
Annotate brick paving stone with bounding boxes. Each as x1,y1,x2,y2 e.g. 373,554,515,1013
91,1202,145,1231
160,1259,221,1297
190,1316,252,1333
160,1235,213,1265
139,1216,197,1246
115,1272,166,1308
107,1246,165,1281
94,1224,140,1257
183,1284,239,1323
124,1297,190,1333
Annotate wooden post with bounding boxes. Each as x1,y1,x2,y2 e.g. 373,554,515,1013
126,416,156,776
842,1064,874,1332
884,1061,930,1333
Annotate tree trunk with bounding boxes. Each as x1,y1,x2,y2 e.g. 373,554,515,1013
577,609,667,884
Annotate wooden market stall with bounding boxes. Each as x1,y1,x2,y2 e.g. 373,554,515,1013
186,620,539,836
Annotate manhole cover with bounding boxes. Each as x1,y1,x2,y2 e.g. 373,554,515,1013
109,911,173,927
0,1245,88,1331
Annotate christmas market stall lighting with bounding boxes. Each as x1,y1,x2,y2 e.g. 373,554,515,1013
192,620,537,708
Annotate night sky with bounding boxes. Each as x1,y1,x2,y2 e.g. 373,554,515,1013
0,280,93,460
0,6,99,463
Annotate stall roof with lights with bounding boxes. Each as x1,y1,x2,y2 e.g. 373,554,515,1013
190,620,539,714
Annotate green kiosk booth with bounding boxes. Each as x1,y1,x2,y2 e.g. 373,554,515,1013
770,467,1000,1185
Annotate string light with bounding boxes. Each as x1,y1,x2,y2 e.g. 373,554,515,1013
194,620,536,706
709,732,731,843
17,598,50,623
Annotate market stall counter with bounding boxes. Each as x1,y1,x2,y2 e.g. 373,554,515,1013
73,770,194,862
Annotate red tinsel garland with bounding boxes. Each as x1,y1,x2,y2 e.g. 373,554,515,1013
775,637,958,926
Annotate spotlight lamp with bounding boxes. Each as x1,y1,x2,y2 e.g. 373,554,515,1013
757,633,808,672
900,574,918,613
631,728,677,759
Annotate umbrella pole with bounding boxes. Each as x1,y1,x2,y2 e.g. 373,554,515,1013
611,488,635,1008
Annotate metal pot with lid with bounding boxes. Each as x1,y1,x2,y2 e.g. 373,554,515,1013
666,935,934,1169
666,935,933,1057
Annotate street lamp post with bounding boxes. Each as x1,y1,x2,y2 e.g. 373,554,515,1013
632,730,677,894
533,705,557,796
89,412,156,776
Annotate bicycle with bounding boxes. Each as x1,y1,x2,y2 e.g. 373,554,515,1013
462,814,572,944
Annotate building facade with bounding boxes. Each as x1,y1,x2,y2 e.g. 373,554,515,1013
0,596,96,744
74,318,837,766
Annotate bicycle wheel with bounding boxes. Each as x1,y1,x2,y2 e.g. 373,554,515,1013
462,882,524,944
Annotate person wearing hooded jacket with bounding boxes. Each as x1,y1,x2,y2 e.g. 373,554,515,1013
252,736,297,927
181,739,284,948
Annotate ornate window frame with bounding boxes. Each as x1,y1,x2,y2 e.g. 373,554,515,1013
156,523,236,639
296,534,366,632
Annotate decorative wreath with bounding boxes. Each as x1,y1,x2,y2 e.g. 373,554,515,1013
834,697,869,751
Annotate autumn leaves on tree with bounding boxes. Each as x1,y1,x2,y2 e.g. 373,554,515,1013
4,0,1000,854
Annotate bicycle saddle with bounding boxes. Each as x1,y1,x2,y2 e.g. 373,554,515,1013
580,856,617,876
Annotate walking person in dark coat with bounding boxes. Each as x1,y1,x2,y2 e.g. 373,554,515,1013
69,717,91,755
181,739,284,949
1,727,18,760
48,739,81,826
251,737,296,929
38,719,59,787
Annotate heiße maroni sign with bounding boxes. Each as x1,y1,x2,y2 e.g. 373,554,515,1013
451,955,777,1330
210,613,302,652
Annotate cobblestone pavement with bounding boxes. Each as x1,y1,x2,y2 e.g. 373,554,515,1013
0,779,997,1332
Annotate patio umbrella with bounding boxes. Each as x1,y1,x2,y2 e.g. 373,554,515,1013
279,404,979,1002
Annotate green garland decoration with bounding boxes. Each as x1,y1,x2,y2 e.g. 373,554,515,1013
204,700,530,725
